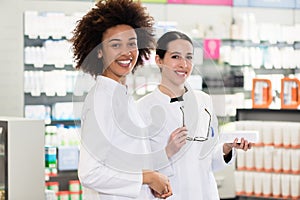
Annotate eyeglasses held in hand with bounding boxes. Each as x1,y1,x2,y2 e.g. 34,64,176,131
180,106,211,142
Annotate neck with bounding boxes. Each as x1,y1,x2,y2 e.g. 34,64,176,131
102,69,126,85
159,81,185,98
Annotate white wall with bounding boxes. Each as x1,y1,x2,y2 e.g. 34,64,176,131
233,7,295,25
0,0,24,117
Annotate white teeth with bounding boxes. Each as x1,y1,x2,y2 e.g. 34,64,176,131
176,71,186,75
118,60,131,65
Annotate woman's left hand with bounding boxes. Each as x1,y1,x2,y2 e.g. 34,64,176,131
223,138,252,155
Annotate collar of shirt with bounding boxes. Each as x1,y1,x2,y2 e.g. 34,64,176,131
154,86,189,104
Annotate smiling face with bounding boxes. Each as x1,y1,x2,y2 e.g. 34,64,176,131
157,39,193,90
99,24,138,83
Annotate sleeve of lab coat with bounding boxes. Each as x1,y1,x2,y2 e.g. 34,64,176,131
78,145,143,198
152,149,175,177
211,143,236,172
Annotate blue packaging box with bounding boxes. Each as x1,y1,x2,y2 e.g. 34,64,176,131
57,146,79,171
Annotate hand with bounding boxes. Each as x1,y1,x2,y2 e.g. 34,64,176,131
143,170,172,199
165,127,188,158
151,187,172,199
223,138,252,155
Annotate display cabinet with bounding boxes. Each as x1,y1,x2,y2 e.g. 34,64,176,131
234,109,300,200
0,117,44,200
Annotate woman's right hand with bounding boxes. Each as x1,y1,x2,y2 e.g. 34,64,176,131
165,127,188,158
143,170,172,199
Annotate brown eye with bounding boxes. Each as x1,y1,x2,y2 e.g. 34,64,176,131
171,55,180,59
186,56,193,60
111,43,121,48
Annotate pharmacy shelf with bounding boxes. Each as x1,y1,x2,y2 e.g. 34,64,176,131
24,35,67,46
237,195,289,200
49,120,80,127
222,39,296,48
236,109,300,122
47,171,78,191
24,93,86,106
25,64,75,71
253,68,299,75
202,87,248,94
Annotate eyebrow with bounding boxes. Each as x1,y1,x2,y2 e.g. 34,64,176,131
169,51,193,55
108,37,137,43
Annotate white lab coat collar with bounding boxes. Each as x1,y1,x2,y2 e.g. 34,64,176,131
96,75,128,95
153,85,191,104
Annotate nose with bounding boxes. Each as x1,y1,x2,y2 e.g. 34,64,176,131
120,48,132,56
179,58,188,68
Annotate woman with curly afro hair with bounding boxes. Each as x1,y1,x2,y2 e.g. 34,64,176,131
70,0,184,199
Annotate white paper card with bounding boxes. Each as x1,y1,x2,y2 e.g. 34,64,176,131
219,130,259,143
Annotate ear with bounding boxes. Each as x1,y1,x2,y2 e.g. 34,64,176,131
97,48,103,59
155,55,163,70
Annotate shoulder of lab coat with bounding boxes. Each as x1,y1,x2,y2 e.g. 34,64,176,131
192,89,211,104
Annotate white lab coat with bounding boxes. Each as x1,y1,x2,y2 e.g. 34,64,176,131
78,76,156,200
137,85,235,200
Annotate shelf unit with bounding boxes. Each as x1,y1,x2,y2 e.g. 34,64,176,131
236,108,300,122
235,109,300,200
23,11,86,196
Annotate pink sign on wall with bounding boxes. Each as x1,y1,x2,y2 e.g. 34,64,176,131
167,0,232,5
167,0,184,3
203,39,221,60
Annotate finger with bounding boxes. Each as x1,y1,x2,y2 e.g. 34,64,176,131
179,138,187,145
160,192,172,199
243,140,249,150
239,138,245,149
179,132,187,139
174,131,187,140
240,138,245,145
160,185,173,198
174,126,188,133
152,190,161,198
234,138,239,144
159,185,168,195
248,142,253,149
171,129,187,139
179,135,187,143
180,126,188,131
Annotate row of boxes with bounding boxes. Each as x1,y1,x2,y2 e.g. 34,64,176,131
235,121,300,147
235,171,300,199
237,147,300,173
